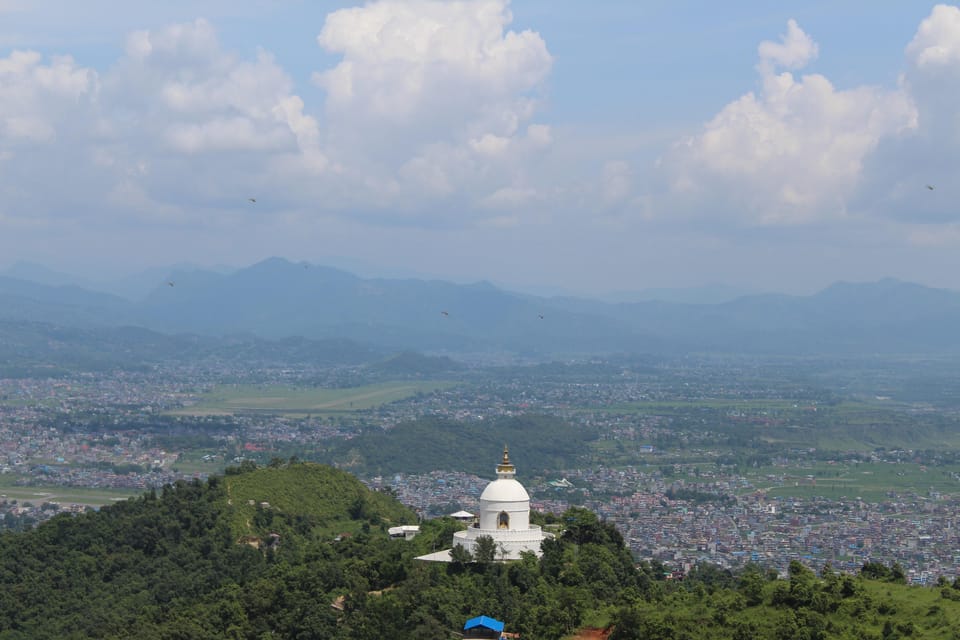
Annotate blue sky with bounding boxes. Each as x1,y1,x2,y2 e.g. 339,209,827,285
1,1,958,295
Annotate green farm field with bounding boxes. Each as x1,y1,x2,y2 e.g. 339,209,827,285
0,476,141,507
745,461,960,502
171,455,224,475
168,380,455,416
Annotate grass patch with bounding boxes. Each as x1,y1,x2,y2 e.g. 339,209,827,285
857,581,960,638
221,463,416,539
171,454,225,475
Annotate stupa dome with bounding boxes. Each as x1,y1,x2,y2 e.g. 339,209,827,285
480,477,530,502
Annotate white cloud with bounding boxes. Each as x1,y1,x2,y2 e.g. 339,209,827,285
0,3,562,236
657,7,960,231
0,50,98,144
0,18,333,234
165,117,292,153
313,0,553,215
905,4,960,69
658,19,916,225
0,48,106,232
525,123,552,147
398,146,461,196
123,19,221,65
110,20,323,162
106,20,330,216
853,5,960,224
903,4,960,134
479,186,539,209
316,0,551,127
757,19,818,71
469,133,511,156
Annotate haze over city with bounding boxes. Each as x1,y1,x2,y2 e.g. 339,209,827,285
2,1,960,295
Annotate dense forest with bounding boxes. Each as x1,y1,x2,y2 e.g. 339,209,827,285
314,414,597,477
1,462,960,638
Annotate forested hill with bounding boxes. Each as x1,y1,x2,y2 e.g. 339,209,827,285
3,462,960,638
0,461,418,639
316,414,598,477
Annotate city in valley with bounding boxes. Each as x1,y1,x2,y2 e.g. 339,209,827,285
4,354,960,585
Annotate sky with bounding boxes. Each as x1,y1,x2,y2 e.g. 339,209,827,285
1,1,959,296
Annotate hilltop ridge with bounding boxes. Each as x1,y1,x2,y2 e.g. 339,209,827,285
1,462,960,638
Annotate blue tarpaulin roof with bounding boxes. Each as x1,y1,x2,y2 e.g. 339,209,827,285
464,615,504,632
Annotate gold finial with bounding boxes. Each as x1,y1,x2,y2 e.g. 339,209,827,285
497,444,515,473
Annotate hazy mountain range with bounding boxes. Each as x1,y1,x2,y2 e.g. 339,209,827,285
2,257,959,357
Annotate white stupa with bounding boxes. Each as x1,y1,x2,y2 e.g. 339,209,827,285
418,446,548,562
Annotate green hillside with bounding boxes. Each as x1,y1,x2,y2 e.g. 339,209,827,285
370,350,466,375
607,561,960,640
222,461,416,539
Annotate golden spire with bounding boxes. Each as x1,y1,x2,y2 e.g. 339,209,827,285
496,444,515,473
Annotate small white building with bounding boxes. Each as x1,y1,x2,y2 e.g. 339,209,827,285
450,510,475,523
388,525,421,540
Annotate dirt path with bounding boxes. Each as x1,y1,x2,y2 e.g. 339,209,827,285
569,628,611,640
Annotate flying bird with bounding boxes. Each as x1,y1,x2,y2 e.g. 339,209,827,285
167,281,175,287
248,197,257,203
538,314,544,320
926,185,935,191
441,310,449,317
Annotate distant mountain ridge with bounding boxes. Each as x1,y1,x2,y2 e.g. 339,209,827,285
600,283,757,304
0,260,237,301
1,257,959,356
0,319,386,376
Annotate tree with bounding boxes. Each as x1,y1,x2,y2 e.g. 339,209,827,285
889,562,907,584
861,561,891,580
739,564,765,606
788,560,815,608
450,544,473,566
474,535,497,564
562,507,603,546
